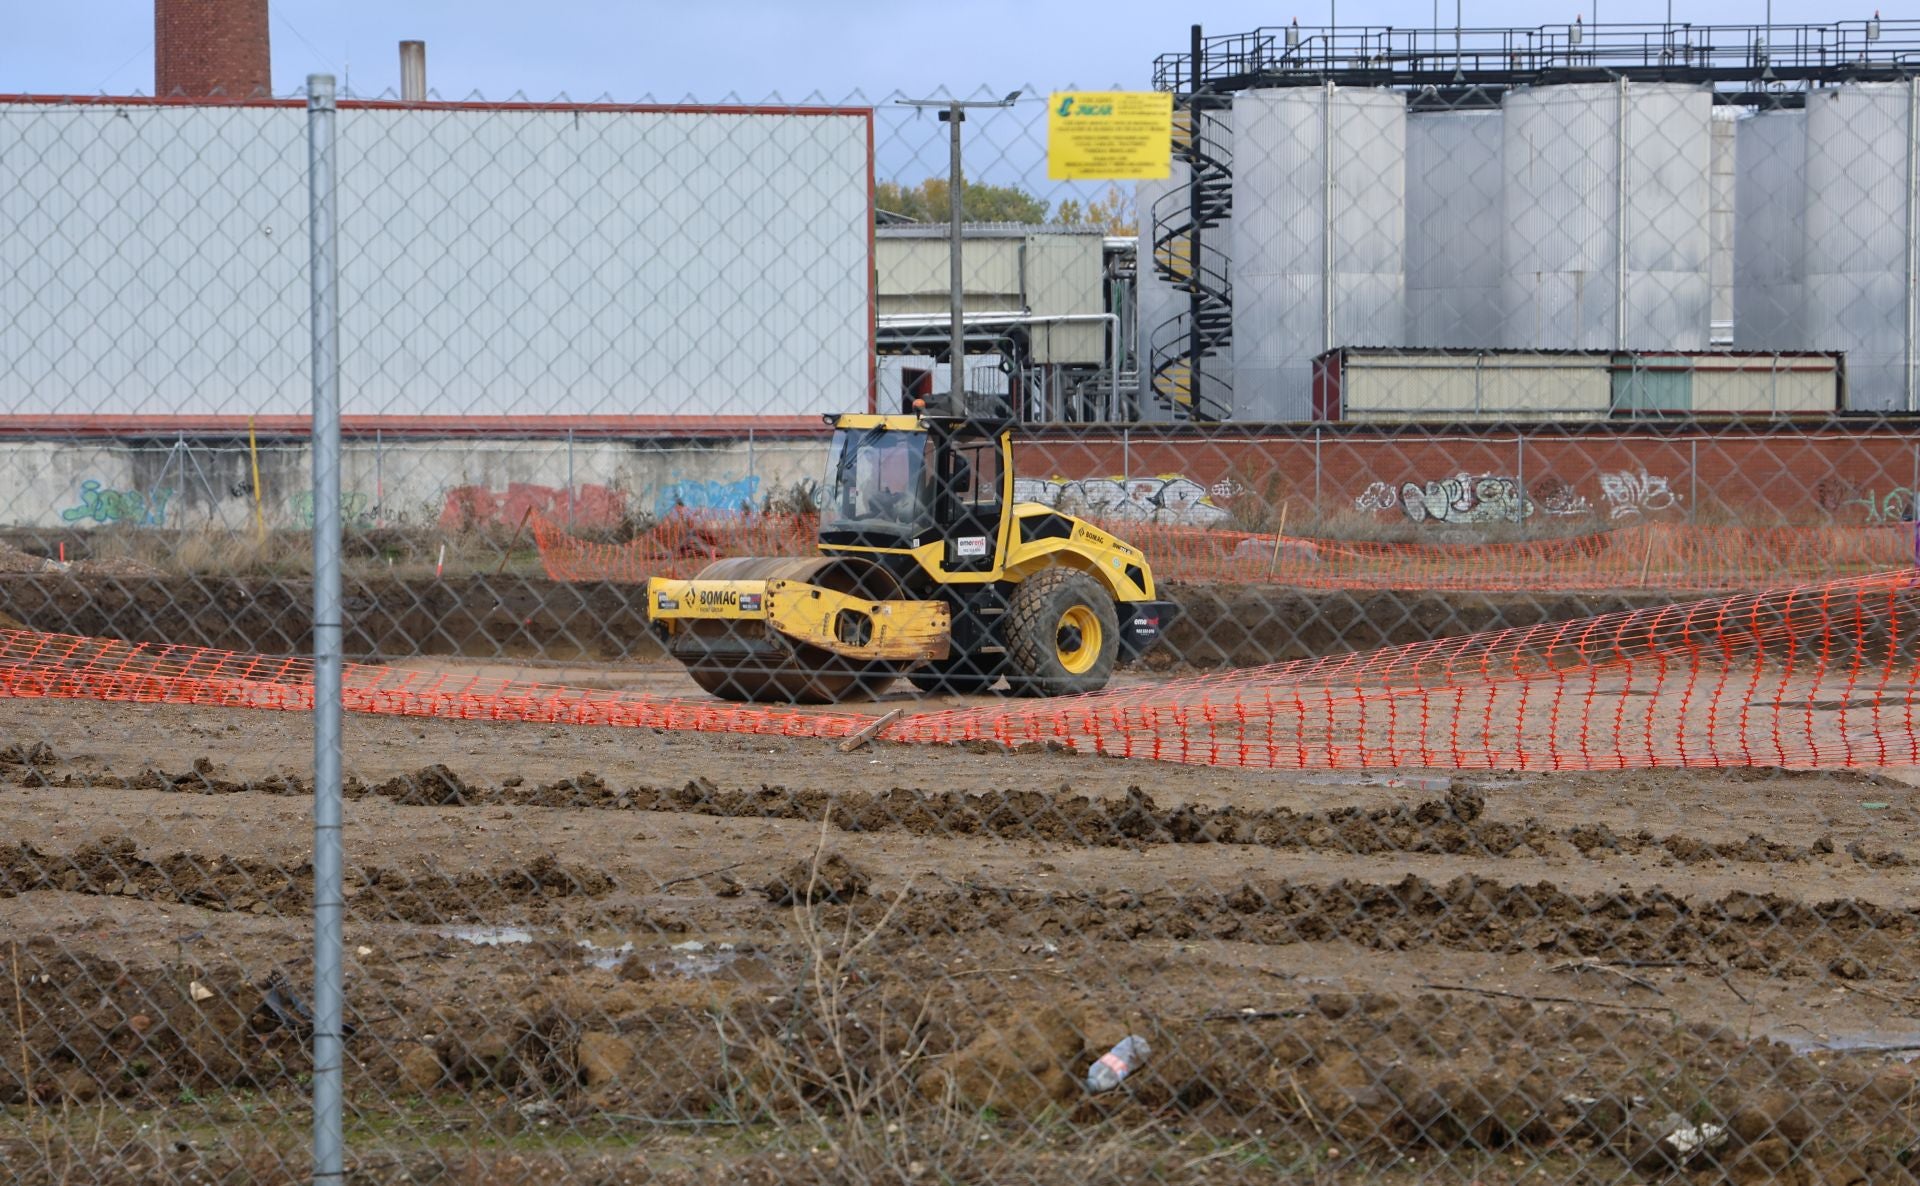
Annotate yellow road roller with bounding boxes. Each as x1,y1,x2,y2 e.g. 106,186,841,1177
646,411,1178,702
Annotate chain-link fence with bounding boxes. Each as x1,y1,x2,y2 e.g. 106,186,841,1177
5,24,1920,1182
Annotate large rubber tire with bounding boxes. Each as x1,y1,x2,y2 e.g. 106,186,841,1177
907,656,1003,697
1004,568,1120,697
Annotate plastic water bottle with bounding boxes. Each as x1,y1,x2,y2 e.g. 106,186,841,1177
1084,1036,1150,1092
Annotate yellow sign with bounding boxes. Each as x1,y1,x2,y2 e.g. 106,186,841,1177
1047,91,1173,181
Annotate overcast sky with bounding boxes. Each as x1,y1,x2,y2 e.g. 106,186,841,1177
5,0,1861,197
10,0,1853,102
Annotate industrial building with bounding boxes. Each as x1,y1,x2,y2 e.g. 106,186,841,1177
874,224,1134,420
1140,19,1920,422
0,0,872,424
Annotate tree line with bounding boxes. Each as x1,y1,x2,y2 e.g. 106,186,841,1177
876,178,1135,235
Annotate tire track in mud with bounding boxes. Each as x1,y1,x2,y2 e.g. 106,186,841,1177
24,754,1911,871
867,873,1920,983
0,834,612,923
1,828,1911,985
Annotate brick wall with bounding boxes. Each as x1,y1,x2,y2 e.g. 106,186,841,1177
1017,423,1920,527
155,0,271,99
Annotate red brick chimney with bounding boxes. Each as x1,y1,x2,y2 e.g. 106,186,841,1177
155,0,272,99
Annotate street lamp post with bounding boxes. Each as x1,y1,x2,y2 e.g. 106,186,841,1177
899,92,1021,414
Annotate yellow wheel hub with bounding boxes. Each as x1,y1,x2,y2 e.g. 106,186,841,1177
1055,604,1102,674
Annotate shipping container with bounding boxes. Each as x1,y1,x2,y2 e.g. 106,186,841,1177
1312,348,1843,422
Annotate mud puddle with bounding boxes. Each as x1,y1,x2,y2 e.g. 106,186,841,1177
1774,1029,1920,1061
439,925,748,976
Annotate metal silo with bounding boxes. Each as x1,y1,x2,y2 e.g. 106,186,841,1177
1499,82,1712,352
1405,109,1502,347
1732,109,1806,350
1231,85,1405,421
1804,82,1920,411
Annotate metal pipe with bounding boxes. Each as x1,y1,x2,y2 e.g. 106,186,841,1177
399,41,426,102
305,72,345,1186
1322,81,1335,354
900,92,1020,413
947,102,965,411
1907,75,1918,412
1614,75,1630,352
1188,23,1205,414
876,310,1120,329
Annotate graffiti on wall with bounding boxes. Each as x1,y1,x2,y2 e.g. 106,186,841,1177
1357,469,1679,525
60,480,173,527
1013,474,1236,527
1350,473,1538,525
1530,477,1594,517
652,476,761,519
1399,474,1533,524
440,483,628,532
1848,487,1916,524
1599,469,1681,519
1815,477,1916,524
290,491,379,529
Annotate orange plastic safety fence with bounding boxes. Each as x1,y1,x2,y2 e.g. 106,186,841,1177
1,573,1914,771
534,511,1917,593
0,632,873,741
893,571,1920,770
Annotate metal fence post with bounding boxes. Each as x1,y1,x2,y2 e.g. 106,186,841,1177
1690,436,1699,523
374,427,384,529
1314,426,1323,512
306,72,346,1186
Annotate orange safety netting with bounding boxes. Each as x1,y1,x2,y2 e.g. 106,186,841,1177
533,511,1919,593
894,571,1920,770
0,572,1917,771
0,633,872,741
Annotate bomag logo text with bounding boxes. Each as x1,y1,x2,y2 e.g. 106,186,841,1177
695,589,740,608
1056,95,1115,118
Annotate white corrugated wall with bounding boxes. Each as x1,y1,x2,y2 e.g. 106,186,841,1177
1804,83,1917,411
0,102,870,418
1732,109,1806,351
1405,109,1503,348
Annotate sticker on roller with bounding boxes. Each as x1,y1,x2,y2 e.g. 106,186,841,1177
656,594,679,611
956,536,988,557
739,593,762,612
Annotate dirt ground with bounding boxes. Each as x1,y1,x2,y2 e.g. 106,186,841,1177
2,673,1920,1184
0,572,1676,671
